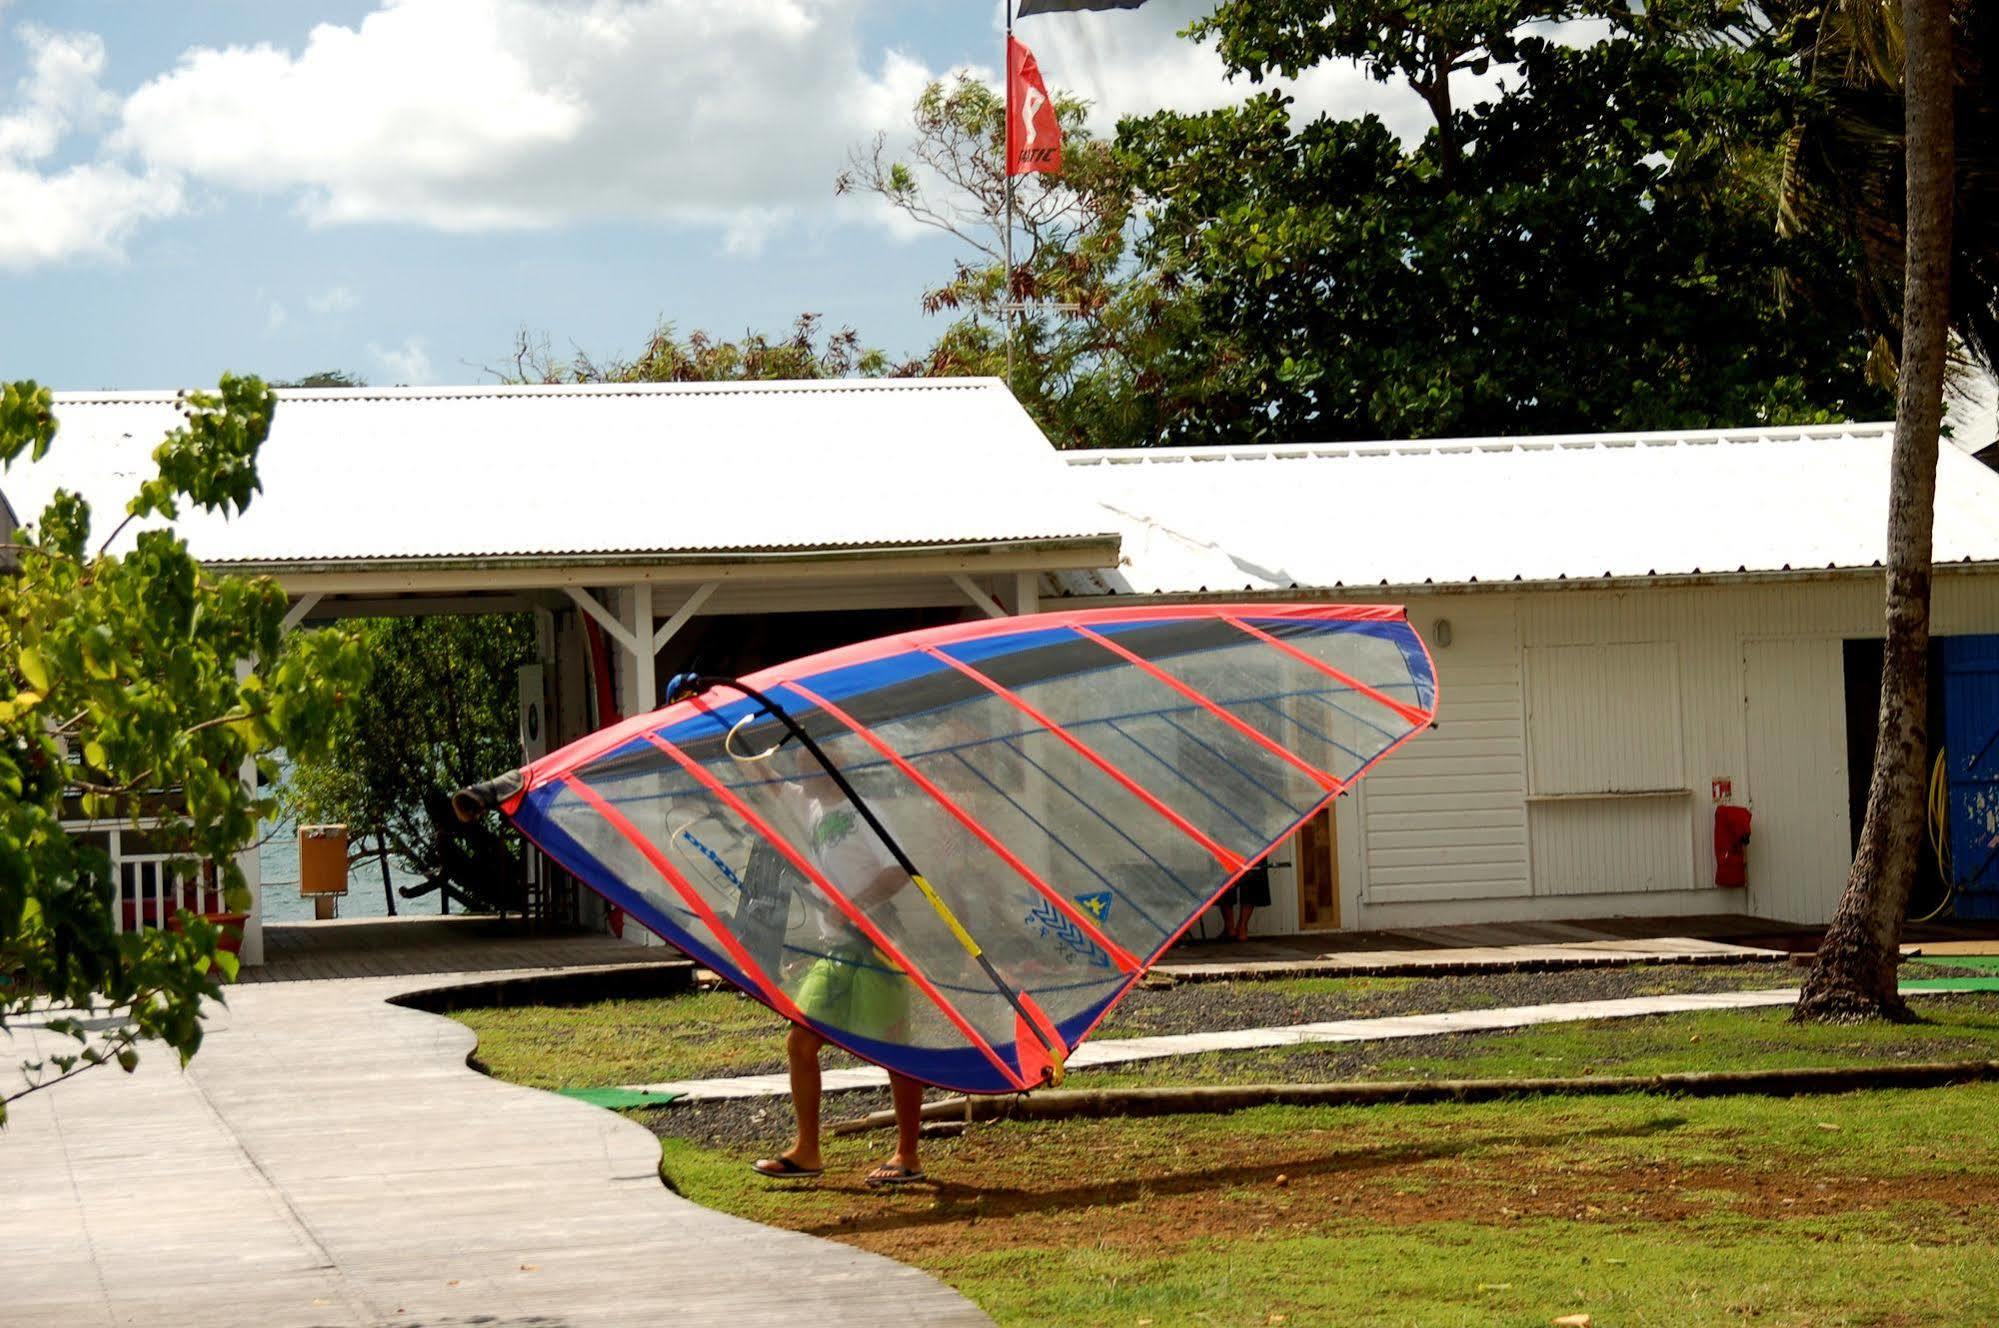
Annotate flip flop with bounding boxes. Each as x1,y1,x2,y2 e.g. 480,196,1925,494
865,1162,926,1187
752,1156,822,1179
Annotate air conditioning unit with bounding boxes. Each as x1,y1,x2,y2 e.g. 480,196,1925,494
518,664,548,761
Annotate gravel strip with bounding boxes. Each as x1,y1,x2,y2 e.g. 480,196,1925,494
638,962,1800,1152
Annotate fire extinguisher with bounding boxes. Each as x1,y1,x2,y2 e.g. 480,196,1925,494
1714,805,1751,888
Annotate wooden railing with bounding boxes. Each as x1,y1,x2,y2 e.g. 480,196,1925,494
60,820,226,934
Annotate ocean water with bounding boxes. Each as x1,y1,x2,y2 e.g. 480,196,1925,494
257,814,437,922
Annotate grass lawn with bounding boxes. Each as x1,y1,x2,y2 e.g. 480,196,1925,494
455,980,1999,1326
453,987,801,1089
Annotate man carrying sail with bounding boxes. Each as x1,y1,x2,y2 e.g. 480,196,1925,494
752,752,929,1187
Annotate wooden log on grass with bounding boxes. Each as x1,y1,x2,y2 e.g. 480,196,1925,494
829,1059,1999,1135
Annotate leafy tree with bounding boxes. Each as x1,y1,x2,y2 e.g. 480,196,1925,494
1120,6,1888,443
840,74,1204,449
0,378,366,1123
284,614,537,914
1794,0,1993,1022
1193,0,1608,183
273,370,368,389
508,313,892,384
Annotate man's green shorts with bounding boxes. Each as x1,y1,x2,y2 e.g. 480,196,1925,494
793,942,910,1040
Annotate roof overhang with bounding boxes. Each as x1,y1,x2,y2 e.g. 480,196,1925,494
233,534,1120,597
1046,558,1999,607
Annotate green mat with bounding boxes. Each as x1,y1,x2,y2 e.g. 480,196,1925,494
1909,954,1999,972
1903,955,1999,990
558,1086,687,1110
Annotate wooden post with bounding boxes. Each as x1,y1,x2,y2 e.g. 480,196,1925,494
624,582,656,719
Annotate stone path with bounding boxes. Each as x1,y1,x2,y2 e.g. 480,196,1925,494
2,972,987,1328
617,987,1806,1102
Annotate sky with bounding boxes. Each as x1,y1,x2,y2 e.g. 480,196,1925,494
0,0,1427,390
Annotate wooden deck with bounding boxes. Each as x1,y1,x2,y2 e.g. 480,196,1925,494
244,913,688,983
1153,913,1999,980
2,970,988,1327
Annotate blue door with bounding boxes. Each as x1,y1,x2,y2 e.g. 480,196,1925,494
1942,636,1999,918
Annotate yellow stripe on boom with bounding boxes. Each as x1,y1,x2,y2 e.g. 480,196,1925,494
909,874,983,958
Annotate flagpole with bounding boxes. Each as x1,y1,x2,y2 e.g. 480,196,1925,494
1003,0,1015,394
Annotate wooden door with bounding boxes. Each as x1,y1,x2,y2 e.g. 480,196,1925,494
1295,804,1340,930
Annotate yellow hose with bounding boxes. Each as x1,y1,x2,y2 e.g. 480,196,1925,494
1916,746,1954,923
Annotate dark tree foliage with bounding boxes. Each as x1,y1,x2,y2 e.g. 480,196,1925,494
272,371,368,389
285,615,538,914
1120,17,1889,443
1773,0,1997,380
507,314,892,384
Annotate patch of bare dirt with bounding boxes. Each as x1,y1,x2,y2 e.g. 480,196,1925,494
755,1119,1997,1266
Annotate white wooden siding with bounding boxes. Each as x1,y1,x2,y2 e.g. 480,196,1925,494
1342,573,1999,930
1528,798,1695,895
1525,643,1685,794
1358,599,1530,904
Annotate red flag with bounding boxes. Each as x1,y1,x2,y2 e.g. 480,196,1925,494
1006,36,1062,176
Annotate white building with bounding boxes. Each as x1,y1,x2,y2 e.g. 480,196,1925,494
1057,422,1999,933
16,387,1999,955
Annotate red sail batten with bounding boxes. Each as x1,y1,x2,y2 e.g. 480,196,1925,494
639,730,1026,1091
781,680,1142,974
1071,625,1342,793
918,643,1247,873
562,774,806,1022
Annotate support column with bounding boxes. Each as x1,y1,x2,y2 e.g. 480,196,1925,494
1012,571,1040,616
623,582,656,719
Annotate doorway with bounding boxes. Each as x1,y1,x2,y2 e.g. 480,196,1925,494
1294,804,1340,930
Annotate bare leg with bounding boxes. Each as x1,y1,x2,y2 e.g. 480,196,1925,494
1231,904,1254,942
768,1024,824,1171
878,1071,924,1178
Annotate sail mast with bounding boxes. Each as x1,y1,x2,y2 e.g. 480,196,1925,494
1003,0,1015,392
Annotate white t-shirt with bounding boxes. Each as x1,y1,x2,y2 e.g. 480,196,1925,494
803,791,898,942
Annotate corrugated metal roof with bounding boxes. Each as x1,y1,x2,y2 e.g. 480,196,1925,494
1057,422,1999,596
3,379,1117,566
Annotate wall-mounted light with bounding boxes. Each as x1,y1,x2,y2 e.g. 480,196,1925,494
1432,618,1453,648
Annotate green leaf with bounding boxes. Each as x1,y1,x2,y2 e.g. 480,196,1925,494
18,647,48,692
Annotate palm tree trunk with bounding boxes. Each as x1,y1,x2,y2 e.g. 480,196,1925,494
1795,0,1956,1023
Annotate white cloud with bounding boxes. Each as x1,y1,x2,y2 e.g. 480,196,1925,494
369,336,433,384
0,23,119,160
0,0,1575,269
116,0,938,236
307,284,358,315
0,160,182,268
1015,0,1429,140
0,23,181,268
265,298,287,332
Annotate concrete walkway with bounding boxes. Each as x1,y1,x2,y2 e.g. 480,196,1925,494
3,973,987,1328
619,987,1806,1102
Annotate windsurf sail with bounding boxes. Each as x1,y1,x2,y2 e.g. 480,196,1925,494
456,604,1438,1094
